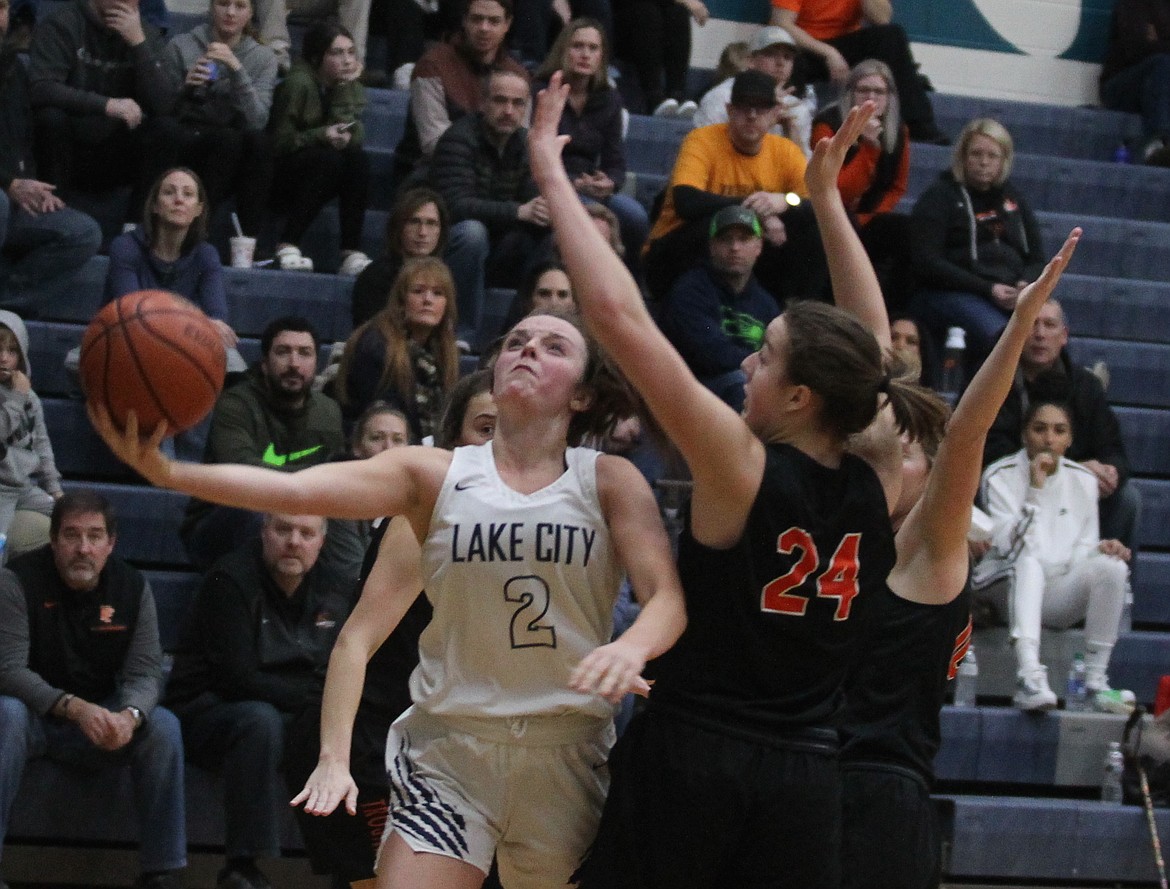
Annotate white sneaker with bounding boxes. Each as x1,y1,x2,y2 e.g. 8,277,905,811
338,251,373,276
1092,686,1137,714
275,245,314,272
676,100,698,119
1014,668,1058,711
652,98,679,118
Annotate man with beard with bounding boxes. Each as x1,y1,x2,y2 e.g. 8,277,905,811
0,490,187,889
180,316,345,571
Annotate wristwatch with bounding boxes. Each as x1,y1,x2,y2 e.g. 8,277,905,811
125,706,144,729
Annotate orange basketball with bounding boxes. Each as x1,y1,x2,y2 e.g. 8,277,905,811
80,290,226,434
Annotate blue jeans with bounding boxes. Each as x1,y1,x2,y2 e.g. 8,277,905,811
445,220,490,346
172,696,288,859
911,288,1009,376
0,695,187,871
1101,54,1170,140
0,189,102,318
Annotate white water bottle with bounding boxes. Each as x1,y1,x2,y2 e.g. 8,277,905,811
953,644,978,707
939,327,966,405
1102,741,1125,804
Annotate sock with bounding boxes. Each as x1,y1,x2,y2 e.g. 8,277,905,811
1085,641,1114,690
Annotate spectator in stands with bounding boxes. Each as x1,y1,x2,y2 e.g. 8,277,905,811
252,0,371,72
105,168,239,352
28,0,179,223
0,311,62,555
769,0,947,143
615,0,707,116
0,0,102,319
430,69,553,295
695,26,817,157
509,0,612,69
534,18,649,264
812,59,912,309
659,206,780,412
1100,0,1170,165
335,256,460,440
889,313,937,389
162,0,278,240
390,0,527,187
317,403,411,586
984,297,1141,550
180,316,345,571
711,39,750,83
166,511,353,889
910,118,1045,375
350,187,485,350
286,371,496,889
268,20,371,275
974,399,1134,713
0,491,187,889
643,69,820,302
500,259,575,336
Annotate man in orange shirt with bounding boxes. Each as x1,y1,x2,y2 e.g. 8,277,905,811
770,0,946,143
644,70,824,302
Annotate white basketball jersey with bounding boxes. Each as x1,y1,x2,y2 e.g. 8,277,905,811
412,442,623,720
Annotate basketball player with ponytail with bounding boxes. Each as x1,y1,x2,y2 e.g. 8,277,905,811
529,78,947,888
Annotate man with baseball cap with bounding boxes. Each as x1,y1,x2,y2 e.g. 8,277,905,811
644,69,824,302
659,205,780,411
694,26,814,153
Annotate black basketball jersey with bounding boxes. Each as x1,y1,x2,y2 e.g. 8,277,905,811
839,578,973,780
648,442,896,733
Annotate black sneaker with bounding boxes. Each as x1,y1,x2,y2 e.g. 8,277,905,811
217,863,272,889
135,871,184,889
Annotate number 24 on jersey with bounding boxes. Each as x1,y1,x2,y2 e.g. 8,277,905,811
760,529,861,621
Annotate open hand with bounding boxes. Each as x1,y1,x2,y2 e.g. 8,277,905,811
569,638,651,704
529,72,572,187
290,758,360,817
806,100,876,197
87,403,173,487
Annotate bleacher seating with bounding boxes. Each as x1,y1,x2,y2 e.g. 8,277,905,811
10,82,1170,887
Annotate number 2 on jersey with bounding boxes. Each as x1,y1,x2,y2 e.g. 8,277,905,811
760,529,861,621
504,575,558,649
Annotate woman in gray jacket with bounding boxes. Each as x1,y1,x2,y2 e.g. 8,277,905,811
163,0,278,238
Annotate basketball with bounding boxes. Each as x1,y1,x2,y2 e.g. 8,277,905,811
80,290,226,435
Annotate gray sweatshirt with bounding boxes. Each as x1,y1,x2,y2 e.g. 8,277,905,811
0,310,62,498
165,23,278,131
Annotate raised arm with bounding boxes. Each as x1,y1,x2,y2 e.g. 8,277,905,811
528,73,764,543
291,517,423,816
804,101,890,352
88,404,449,524
892,229,1081,604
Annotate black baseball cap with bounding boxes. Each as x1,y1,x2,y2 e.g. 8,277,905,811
709,206,763,238
730,70,779,108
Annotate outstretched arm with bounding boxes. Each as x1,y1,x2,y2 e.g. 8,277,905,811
804,101,890,352
88,404,449,523
528,73,764,548
291,518,423,816
892,229,1082,604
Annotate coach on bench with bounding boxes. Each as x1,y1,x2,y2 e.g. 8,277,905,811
0,490,187,889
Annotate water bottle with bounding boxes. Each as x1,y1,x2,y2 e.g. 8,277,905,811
939,326,966,405
953,644,978,707
1066,651,1089,712
1113,142,1131,164
190,59,220,103
1102,741,1125,804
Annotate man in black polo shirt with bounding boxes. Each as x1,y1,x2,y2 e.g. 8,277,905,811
0,490,186,889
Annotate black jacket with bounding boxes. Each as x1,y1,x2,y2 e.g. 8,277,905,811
0,48,35,191
910,170,1045,298
429,113,536,233
983,349,1131,484
166,538,354,712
